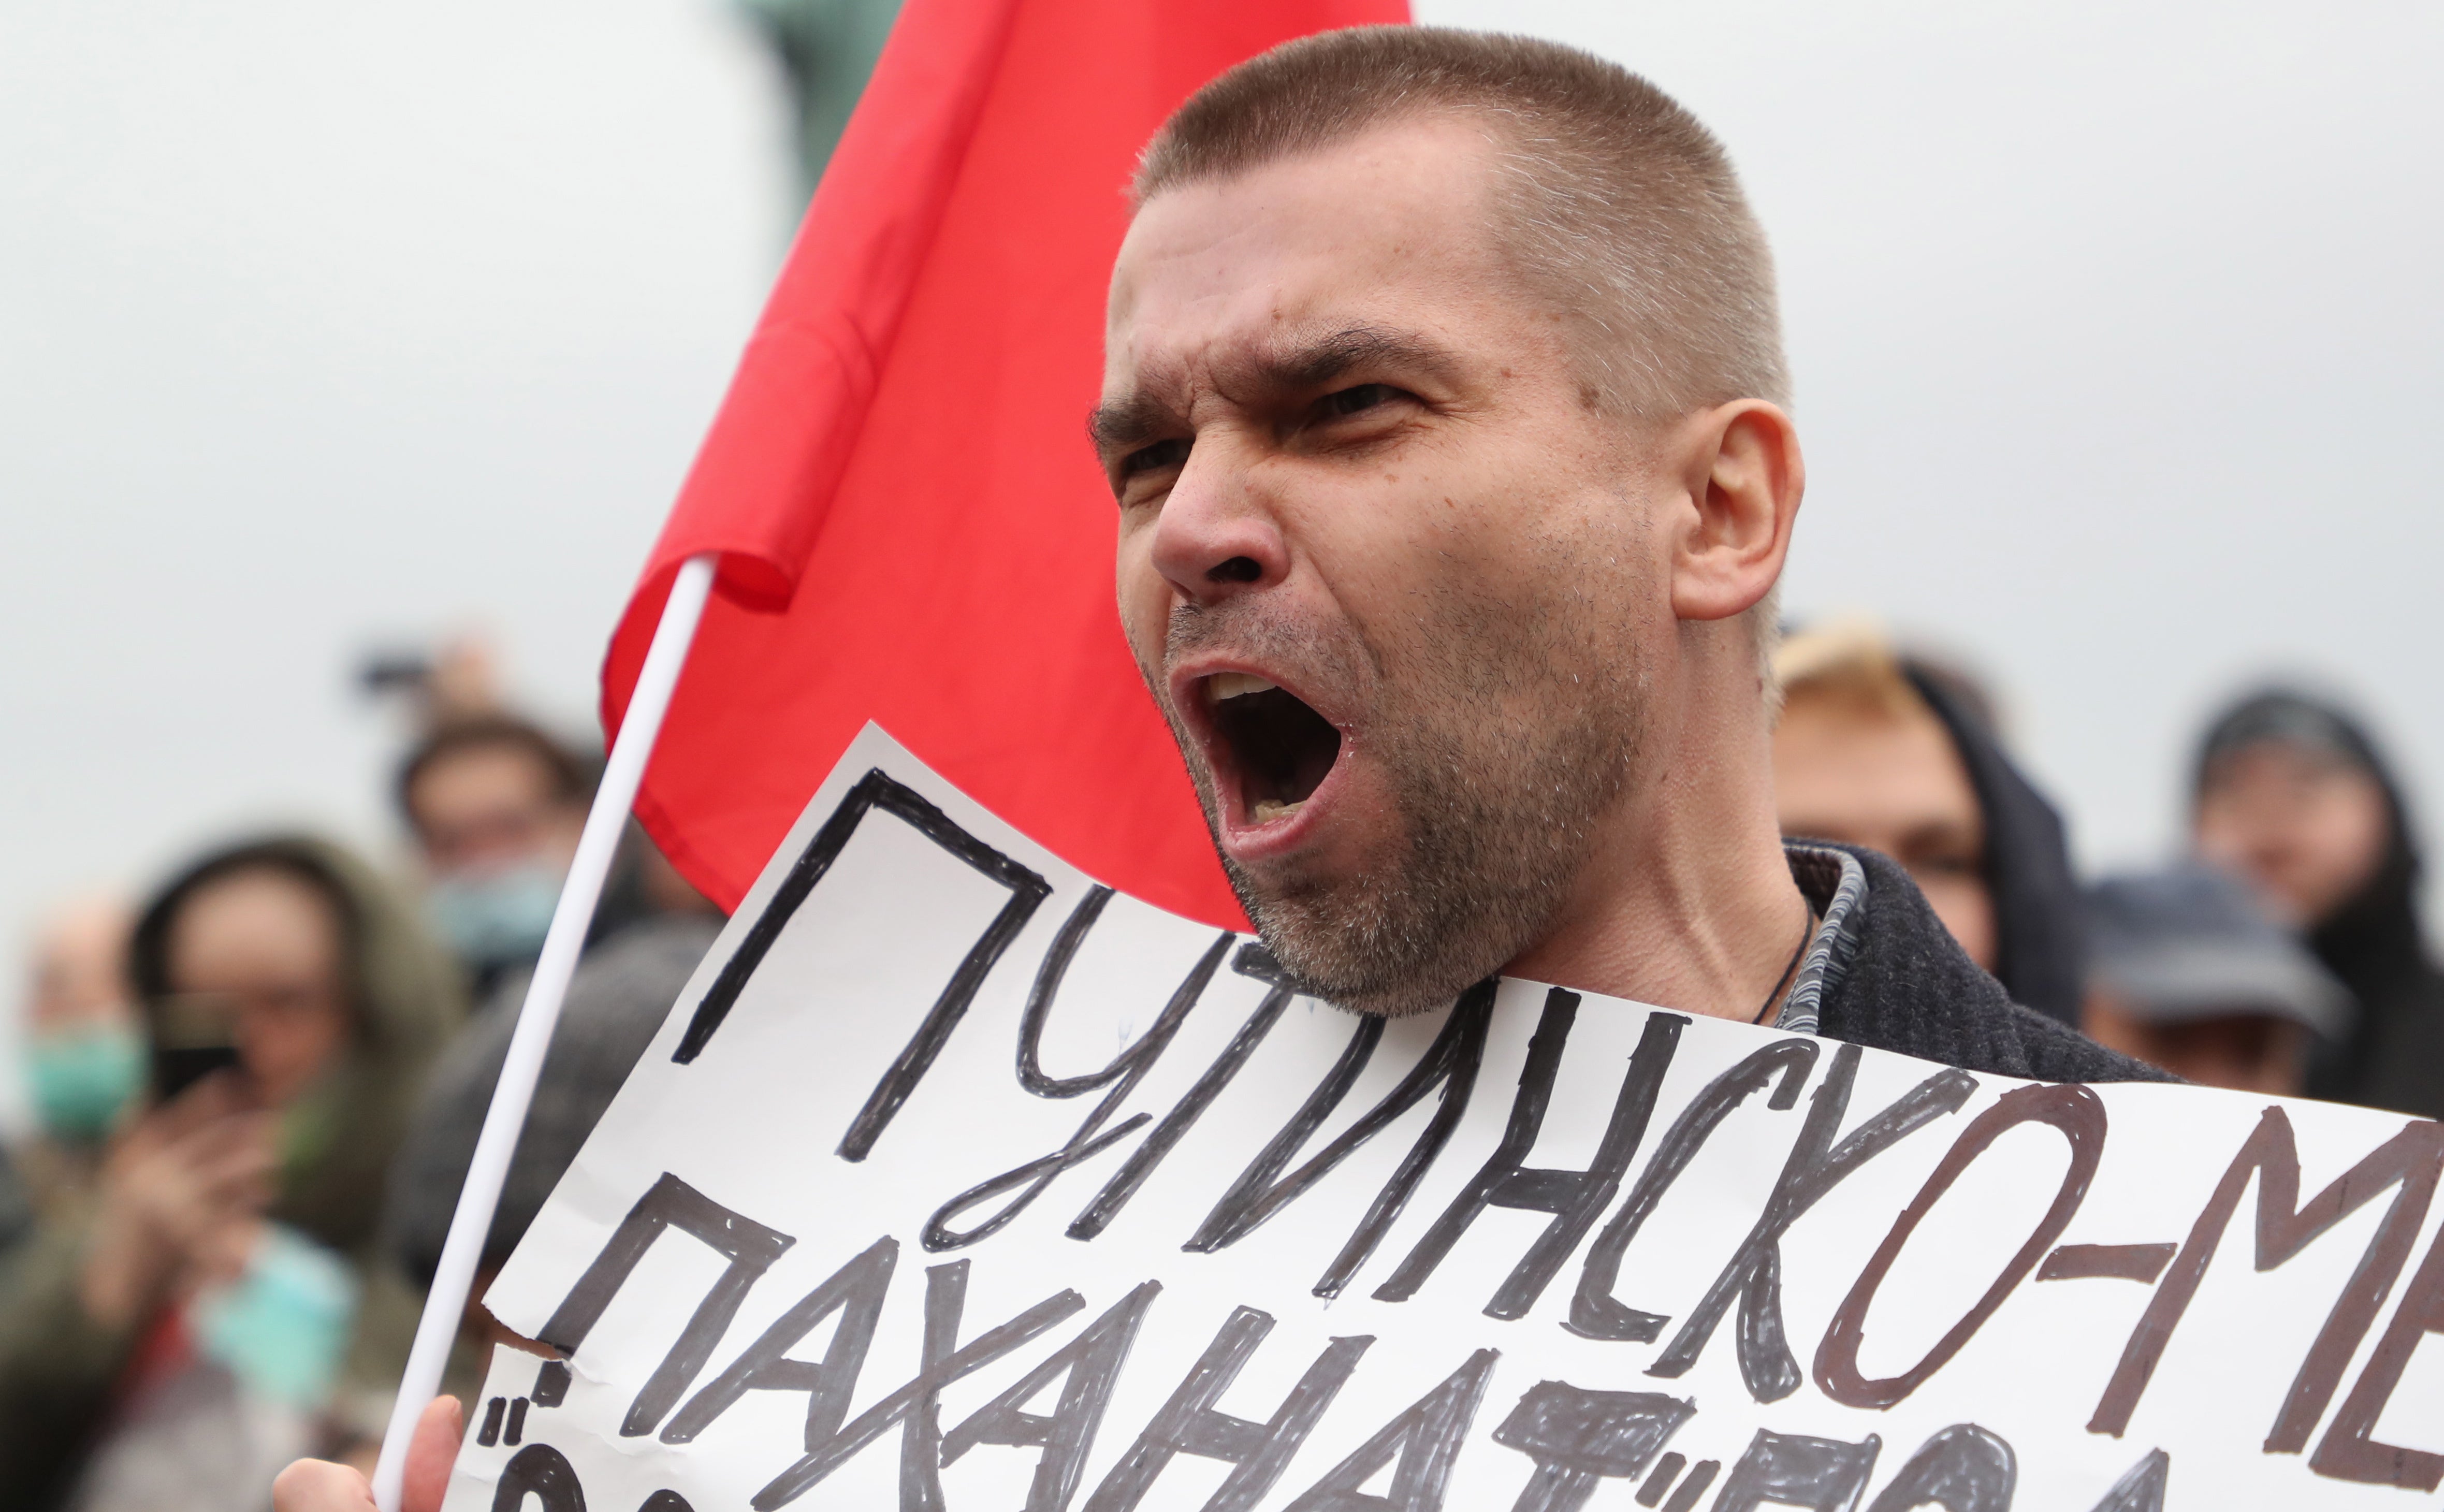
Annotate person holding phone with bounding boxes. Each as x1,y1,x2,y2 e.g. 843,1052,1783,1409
0,837,461,1512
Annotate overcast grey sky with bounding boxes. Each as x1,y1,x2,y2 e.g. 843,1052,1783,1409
5,1,2440,1065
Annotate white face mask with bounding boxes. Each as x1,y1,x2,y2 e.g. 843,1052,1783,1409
426,860,565,970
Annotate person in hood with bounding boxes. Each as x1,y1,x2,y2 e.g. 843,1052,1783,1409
1770,623,2088,1026
2192,689,2444,1116
0,836,461,1511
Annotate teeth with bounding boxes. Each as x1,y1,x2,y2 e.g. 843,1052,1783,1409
1251,798,1303,823
1207,672,1276,704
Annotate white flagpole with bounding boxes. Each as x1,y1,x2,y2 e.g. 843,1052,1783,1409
371,552,720,1511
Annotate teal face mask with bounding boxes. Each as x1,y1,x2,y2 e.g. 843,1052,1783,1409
193,1223,358,1411
426,861,564,970
27,1023,143,1140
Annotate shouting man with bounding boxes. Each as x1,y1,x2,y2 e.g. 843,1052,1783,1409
279,25,2161,1512
1097,31,2157,1077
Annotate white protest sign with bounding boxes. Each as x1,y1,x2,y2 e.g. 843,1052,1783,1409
447,724,2444,1511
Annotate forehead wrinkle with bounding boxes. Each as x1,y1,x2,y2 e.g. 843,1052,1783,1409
1095,314,1472,455
1200,321,1465,413
1088,346,1197,452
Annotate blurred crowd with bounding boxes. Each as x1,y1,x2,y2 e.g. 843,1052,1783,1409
1771,621,2436,1104
0,5,910,1505
0,650,723,1510
5,624,2442,1510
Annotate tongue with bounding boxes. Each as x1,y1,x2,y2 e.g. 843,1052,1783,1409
1215,686,1341,816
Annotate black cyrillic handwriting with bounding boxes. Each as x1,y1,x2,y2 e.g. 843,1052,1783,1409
1654,1459,1716,1512
1649,1049,1975,1401
1632,1453,1684,1508
924,909,1234,1250
535,1172,795,1438
658,1236,895,1446
669,770,1053,1165
1710,1429,1882,1512
2085,1450,2168,1511
1282,1349,1498,1512
1083,1305,1371,1512
1567,1039,1817,1343
1490,1380,1693,1512
750,1260,1084,1510
491,1444,585,1512
1862,1424,2015,1512
1069,945,1297,1241
1188,983,1494,1299
1016,889,1228,1099
1375,1005,1683,1318
940,1281,1161,1512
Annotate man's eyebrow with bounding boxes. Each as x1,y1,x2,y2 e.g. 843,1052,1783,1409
1087,391,1175,457
1087,324,1460,456
1259,324,1459,394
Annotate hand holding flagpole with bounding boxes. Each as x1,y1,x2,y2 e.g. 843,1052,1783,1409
368,554,718,1512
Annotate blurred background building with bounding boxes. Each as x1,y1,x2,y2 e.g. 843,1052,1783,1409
740,0,905,203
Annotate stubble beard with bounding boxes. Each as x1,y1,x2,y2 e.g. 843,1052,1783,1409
1152,569,1648,1019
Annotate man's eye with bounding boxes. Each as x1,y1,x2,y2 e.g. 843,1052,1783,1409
1122,438,1190,477
1321,384,1401,417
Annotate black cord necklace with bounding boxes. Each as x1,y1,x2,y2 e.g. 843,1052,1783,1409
1751,904,1818,1026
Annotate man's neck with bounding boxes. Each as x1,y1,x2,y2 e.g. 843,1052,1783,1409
1504,670,1808,1022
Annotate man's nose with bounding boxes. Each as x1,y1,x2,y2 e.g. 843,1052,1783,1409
1147,449,1288,604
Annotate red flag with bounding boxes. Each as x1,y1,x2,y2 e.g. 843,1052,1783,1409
602,0,1405,925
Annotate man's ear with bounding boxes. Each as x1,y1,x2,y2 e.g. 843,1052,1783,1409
1667,400,1805,623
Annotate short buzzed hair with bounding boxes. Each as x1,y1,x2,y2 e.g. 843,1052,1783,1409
1134,26,1787,423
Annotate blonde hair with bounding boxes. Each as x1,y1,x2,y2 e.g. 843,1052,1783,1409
1771,619,1929,725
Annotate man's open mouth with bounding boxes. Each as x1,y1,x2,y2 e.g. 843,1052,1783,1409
1204,672,1343,825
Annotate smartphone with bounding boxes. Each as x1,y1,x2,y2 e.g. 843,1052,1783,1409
150,994,243,1102
356,650,433,697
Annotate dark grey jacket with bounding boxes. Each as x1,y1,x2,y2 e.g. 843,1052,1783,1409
1813,846,2175,1085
